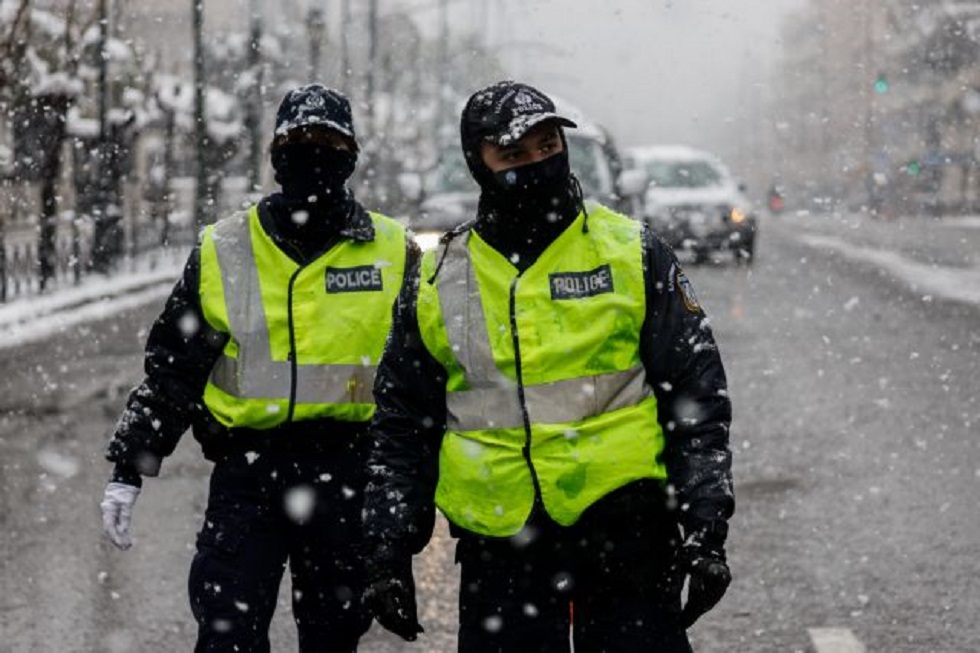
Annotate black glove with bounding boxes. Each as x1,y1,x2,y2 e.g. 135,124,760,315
363,542,424,642
680,523,731,628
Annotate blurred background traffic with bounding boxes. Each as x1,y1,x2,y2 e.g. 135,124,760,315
0,0,974,295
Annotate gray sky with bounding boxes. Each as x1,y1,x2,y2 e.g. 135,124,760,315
430,0,808,158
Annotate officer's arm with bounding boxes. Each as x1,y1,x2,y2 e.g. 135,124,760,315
105,246,228,479
639,229,734,534
364,254,447,556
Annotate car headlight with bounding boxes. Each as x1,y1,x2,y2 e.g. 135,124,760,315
729,207,748,224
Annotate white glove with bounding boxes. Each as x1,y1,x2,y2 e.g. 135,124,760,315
100,482,141,550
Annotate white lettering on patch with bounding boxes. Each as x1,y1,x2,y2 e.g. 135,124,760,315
325,265,384,293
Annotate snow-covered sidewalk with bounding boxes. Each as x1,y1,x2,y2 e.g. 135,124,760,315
0,249,186,350
798,233,980,306
783,212,980,308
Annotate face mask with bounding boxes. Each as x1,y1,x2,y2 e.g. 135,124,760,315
490,150,573,219
272,143,356,203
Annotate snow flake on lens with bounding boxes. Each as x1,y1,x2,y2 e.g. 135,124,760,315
523,603,539,617
37,449,79,478
674,396,703,426
211,618,232,633
460,439,486,459
177,311,200,338
482,615,504,633
552,571,573,593
285,485,316,524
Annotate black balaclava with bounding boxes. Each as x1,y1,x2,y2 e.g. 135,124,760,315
268,84,360,247
271,141,356,208
459,81,584,267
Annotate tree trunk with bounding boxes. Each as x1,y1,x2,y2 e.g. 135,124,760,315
36,94,70,291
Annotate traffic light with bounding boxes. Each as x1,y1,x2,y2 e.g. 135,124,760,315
874,74,890,95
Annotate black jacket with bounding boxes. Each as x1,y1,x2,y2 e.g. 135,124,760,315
363,213,734,554
105,195,418,484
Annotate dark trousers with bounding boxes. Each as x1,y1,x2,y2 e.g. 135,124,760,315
188,437,370,652
455,485,692,653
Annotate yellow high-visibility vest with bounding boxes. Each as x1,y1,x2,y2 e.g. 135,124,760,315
418,204,666,536
199,205,406,429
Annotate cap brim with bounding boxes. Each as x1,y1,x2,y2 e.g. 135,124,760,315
274,118,359,151
274,117,356,140
487,113,577,147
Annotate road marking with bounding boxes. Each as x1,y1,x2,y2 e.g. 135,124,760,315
808,627,866,653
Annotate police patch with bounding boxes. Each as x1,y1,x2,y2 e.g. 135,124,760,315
325,265,384,293
675,268,701,313
550,265,614,300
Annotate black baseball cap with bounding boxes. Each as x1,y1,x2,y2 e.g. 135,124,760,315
274,84,357,148
461,81,577,148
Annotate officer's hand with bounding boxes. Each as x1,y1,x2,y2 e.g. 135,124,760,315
100,482,140,550
363,545,424,642
680,526,731,628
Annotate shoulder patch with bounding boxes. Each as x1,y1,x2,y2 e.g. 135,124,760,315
675,267,701,313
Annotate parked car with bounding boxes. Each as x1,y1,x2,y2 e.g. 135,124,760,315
625,145,757,264
402,97,645,251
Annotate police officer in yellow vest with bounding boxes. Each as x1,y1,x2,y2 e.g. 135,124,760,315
362,81,734,651
99,84,415,651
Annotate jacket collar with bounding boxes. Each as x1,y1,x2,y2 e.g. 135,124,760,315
259,193,375,243
340,202,375,242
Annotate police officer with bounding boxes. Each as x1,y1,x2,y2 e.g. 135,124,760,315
99,84,416,651
361,81,734,651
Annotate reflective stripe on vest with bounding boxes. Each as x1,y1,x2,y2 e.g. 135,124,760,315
434,243,652,430
422,206,666,536
200,206,405,428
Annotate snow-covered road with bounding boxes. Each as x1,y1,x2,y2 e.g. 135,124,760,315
1,212,978,651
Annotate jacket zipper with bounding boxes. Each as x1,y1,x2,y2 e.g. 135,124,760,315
509,275,543,503
285,267,301,423
283,234,341,424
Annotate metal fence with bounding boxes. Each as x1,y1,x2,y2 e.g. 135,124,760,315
0,172,254,303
